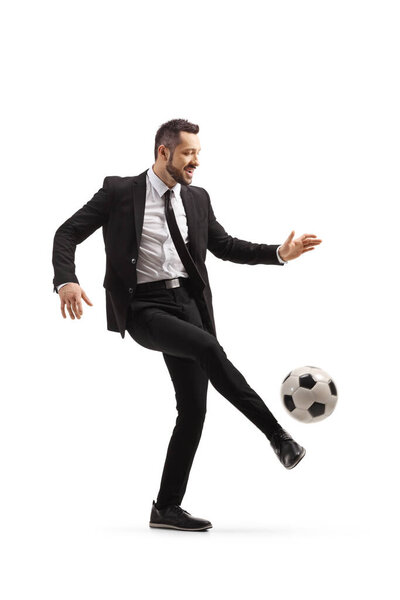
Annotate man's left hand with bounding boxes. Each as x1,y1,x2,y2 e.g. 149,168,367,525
278,231,322,262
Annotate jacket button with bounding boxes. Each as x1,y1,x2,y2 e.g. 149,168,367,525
128,288,133,294
131,258,136,264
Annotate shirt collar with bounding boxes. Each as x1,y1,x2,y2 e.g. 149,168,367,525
147,165,181,197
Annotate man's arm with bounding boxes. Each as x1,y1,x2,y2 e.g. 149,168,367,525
205,189,284,266
52,177,114,293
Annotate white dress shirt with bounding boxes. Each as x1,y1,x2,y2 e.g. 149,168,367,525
135,166,189,283
56,167,287,291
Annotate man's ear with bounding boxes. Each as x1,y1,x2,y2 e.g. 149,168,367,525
159,145,169,161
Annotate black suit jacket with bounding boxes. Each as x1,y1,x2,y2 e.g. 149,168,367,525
52,169,283,338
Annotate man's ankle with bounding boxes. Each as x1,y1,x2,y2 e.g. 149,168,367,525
267,423,283,441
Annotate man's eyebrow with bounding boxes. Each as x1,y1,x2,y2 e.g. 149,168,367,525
183,147,201,151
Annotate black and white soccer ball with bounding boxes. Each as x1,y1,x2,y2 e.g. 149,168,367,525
280,366,338,423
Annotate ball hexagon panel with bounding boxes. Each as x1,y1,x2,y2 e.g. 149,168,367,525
312,381,335,405
308,367,332,383
323,396,338,418
292,387,316,410
291,407,313,423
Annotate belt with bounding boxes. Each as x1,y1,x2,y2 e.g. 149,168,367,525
135,276,191,293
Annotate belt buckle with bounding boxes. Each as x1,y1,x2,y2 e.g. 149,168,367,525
165,278,180,289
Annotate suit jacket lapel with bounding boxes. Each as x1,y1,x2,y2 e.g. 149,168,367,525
180,185,197,255
132,170,148,251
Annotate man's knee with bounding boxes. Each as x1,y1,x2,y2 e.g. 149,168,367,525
197,336,225,367
176,403,207,426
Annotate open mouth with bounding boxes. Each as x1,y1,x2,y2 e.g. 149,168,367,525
185,167,195,176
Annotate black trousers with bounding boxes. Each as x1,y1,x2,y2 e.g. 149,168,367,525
126,278,281,509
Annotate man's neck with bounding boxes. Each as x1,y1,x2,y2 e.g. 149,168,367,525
152,163,176,189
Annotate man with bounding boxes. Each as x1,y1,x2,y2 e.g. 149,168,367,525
52,118,322,532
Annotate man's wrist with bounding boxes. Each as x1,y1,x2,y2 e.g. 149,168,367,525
277,246,288,264
57,282,74,292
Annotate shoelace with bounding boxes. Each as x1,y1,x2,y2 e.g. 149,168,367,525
172,505,191,516
272,429,292,442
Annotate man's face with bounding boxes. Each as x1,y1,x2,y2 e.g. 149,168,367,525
165,132,201,186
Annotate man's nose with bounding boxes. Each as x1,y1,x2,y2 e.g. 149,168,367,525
193,156,200,167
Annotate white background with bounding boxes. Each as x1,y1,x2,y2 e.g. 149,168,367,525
1,0,399,598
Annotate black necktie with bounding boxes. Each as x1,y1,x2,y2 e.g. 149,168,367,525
163,189,205,292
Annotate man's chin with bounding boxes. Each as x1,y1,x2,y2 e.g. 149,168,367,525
166,165,194,186
175,174,193,186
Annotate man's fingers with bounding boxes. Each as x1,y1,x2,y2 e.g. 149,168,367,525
66,301,75,320
74,301,82,319
302,247,315,253
60,300,67,319
286,230,295,242
81,290,93,306
304,239,322,247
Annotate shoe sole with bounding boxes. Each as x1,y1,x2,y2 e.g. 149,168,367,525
149,522,213,531
286,447,306,469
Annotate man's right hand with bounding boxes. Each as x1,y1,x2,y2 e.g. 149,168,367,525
59,283,93,320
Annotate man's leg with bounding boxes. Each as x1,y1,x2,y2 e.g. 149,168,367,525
127,287,281,440
155,354,208,509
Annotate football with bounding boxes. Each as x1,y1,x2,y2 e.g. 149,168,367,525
280,366,338,423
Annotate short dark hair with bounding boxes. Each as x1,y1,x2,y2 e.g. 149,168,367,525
154,118,199,161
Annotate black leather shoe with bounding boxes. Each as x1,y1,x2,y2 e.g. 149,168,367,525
270,428,306,469
149,500,213,531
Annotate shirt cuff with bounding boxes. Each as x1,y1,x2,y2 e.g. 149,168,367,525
57,282,73,292
276,246,288,265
